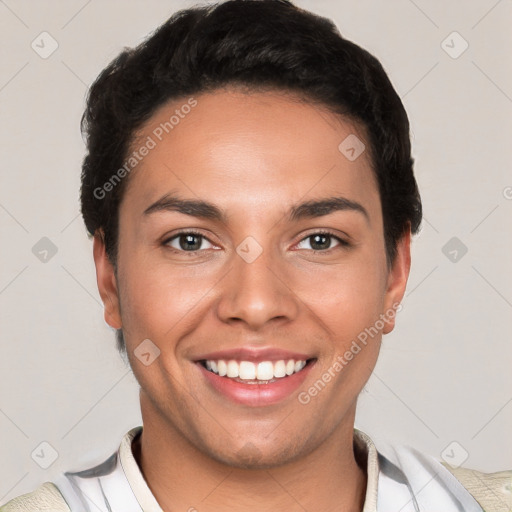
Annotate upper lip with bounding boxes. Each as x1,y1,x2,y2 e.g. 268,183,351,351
194,347,314,363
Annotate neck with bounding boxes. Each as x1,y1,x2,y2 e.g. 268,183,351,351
133,395,367,512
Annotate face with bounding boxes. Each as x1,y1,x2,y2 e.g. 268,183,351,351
94,87,410,468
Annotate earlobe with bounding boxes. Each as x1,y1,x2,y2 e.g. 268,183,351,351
382,225,412,335
93,230,122,330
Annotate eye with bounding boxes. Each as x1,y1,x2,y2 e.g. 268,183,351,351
163,230,217,253
295,230,350,252
162,229,350,254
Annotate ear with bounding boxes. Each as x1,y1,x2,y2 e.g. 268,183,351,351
382,224,411,335
93,229,122,330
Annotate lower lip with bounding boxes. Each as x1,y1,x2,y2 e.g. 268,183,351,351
196,361,315,407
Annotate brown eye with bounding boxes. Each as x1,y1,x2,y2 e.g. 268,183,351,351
296,231,350,252
164,230,215,252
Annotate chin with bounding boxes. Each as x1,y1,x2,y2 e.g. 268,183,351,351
205,437,307,470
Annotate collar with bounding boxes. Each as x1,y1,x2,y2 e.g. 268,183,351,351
57,425,483,512
118,426,381,512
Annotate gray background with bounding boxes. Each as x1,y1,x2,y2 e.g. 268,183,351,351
1,0,511,502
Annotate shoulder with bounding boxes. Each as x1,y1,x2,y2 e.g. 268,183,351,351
0,482,70,512
0,427,144,512
440,462,512,512
379,439,512,511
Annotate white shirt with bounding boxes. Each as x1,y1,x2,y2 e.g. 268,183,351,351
52,426,484,512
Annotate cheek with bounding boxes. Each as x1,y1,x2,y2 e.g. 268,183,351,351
307,253,386,358
118,256,216,341
308,251,385,316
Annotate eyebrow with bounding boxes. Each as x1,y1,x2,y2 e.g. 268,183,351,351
143,193,370,225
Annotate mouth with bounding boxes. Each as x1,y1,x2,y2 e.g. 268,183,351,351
194,357,317,406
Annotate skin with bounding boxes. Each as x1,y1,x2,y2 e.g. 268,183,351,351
93,86,411,512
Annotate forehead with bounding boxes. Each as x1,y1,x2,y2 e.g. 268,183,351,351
122,87,380,221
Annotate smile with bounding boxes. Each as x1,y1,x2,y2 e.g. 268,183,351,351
196,358,317,406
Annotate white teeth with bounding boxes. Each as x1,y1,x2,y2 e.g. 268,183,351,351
217,360,227,377
256,361,274,380
273,360,286,378
203,358,309,380
226,360,239,378
294,360,306,372
239,361,256,380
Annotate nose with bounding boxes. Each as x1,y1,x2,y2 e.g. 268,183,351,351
215,242,299,330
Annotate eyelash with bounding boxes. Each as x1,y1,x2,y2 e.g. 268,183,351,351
162,229,351,254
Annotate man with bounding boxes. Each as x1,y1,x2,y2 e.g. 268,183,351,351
2,1,510,511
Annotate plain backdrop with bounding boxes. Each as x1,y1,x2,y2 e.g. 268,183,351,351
1,0,511,502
